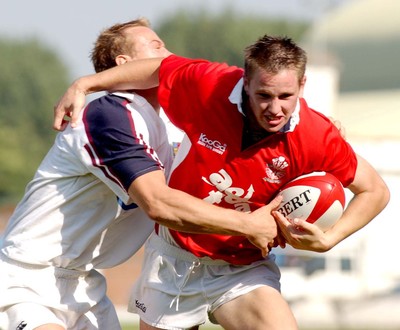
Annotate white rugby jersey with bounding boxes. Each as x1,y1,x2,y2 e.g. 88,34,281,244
1,92,173,271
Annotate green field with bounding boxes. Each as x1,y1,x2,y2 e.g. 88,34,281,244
121,325,388,330
121,324,222,330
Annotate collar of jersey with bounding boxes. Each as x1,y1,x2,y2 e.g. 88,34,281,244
110,91,136,101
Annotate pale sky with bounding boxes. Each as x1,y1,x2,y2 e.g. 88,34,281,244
1,0,349,79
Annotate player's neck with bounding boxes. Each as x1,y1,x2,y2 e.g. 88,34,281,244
134,87,160,113
241,99,271,149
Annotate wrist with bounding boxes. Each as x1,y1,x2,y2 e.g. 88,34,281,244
237,213,253,237
73,76,96,95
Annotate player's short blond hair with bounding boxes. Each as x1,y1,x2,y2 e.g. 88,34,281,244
91,18,150,73
244,35,307,83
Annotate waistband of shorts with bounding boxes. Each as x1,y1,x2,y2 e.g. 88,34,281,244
0,251,46,270
0,251,90,278
149,232,230,266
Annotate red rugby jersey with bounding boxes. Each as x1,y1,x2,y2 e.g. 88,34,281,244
157,55,357,265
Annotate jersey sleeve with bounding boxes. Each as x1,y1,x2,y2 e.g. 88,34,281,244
329,135,358,187
158,55,244,131
316,122,357,187
296,102,358,187
81,95,163,197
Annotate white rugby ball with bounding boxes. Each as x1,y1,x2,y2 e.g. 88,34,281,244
277,171,345,231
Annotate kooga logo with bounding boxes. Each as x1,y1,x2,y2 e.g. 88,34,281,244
197,133,227,155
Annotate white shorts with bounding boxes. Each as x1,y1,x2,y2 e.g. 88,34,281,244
128,233,281,330
0,253,120,330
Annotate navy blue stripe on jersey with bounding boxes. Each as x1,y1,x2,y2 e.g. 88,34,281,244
83,94,162,191
117,196,139,210
83,142,125,189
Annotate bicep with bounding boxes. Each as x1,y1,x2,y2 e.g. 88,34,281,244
347,154,382,195
128,170,169,211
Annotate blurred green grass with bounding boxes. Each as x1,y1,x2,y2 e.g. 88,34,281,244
121,325,384,330
121,324,222,330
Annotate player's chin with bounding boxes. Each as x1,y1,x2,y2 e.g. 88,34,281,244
262,120,285,133
264,125,282,134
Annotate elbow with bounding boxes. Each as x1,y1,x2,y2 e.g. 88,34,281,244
372,178,390,216
381,181,391,209
146,204,165,222
144,199,179,228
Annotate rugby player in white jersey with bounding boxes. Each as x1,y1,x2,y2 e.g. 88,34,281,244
0,19,281,330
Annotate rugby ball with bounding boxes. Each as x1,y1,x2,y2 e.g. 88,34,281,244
277,171,345,231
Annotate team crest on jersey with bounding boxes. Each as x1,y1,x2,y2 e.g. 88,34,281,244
263,156,289,183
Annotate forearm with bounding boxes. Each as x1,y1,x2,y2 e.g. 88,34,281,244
274,155,390,253
75,57,163,95
53,57,164,130
131,180,250,236
325,156,390,249
129,170,280,256
326,180,389,248
273,186,389,253
152,190,254,235
128,170,266,237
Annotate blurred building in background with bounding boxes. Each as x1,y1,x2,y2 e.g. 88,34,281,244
277,0,400,328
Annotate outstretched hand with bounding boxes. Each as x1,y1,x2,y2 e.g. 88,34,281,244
53,81,87,131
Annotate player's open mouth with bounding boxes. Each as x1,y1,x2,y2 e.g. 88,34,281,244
265,115,283,125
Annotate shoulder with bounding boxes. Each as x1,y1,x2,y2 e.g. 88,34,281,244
288,98,349,156
161,55,243,81
160,55,243,104
298,98,335,127
83,94,129,126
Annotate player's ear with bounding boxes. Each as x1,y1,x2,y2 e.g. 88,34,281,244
298,75,306,98
243,76,249,95
115,55,132,66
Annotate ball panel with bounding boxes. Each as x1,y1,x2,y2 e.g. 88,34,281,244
278,171,345,231
313,200,344,231
277,185,321,220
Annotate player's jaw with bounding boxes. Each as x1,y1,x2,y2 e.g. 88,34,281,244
261,111,287,132
250,105,288,133
252,94,298,133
